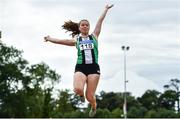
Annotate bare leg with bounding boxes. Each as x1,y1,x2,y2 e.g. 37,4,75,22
85,74,100,109
73,72,87,96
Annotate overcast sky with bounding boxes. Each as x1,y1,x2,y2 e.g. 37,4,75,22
1,0,180,97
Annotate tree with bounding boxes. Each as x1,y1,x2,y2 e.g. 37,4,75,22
137,90,161,110
127,106,147,118
145,109,159,118
0,43,28,117
1,43,179,118
164,78,180,112
110,108,123,118
145,108,177,118
158,90,177,110
157,108,177,118
54,89,74,117
95,108,111,118
0,43,61,117
96,91,124,111
41,88,53,117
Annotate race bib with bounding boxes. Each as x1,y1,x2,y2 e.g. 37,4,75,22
79,43,94,50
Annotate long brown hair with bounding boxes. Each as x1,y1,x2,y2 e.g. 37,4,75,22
62,19,89,37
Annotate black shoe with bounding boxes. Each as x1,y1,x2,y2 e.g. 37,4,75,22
80,96,85,102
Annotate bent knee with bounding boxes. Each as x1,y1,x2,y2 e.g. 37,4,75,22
86,93,95,102
74,88,84,95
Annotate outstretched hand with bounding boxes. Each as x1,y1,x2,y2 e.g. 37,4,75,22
44,35,50,42
106,4,114,9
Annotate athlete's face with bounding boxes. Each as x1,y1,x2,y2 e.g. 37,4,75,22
79,20,90,35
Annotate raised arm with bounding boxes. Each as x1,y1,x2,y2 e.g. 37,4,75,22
44,35,76,46
93,4,114,38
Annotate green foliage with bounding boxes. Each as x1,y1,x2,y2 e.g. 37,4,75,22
145,109,159,117
0,43,179,118
96,91,124,111
158,90,177,110
137,90,161,110
145,108,177,118
111,108,123,118
164,78,180,111
55,89,74,116
0,43,60,117
95,108,111,118
128,106,147,118
157,108,177,118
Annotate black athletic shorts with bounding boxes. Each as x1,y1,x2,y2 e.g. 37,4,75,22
74,63,100,76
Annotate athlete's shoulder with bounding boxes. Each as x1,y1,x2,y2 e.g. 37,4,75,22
91,33,98,40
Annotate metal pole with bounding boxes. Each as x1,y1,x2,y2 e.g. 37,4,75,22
124,48,127,119
122,46,129,119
